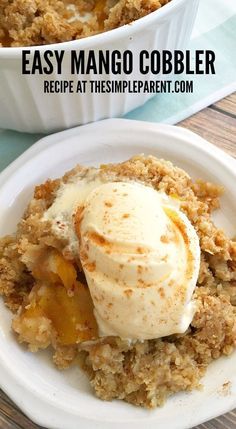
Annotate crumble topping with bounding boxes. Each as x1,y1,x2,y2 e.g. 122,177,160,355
0,0,171,47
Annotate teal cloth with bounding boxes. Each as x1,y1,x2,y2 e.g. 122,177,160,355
1,9,236,172
0,130,42,172
125,15,236,124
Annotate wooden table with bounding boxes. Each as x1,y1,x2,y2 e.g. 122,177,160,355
0,93,236,429
180,93,236,159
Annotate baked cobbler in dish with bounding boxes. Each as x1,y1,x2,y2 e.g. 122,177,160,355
0,0,171,47
0,155,235,408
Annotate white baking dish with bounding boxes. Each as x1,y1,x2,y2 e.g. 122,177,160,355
0,0,199,133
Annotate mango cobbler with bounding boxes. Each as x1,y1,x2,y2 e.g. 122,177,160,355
0,155,235,408
0,0,171,47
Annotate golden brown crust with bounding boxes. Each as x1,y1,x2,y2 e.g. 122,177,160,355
104,0,169,30
0,155,235,408
0,235,34,311
0,0,171,47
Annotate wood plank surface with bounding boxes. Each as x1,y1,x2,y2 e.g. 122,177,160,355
179,107,236,158
0,92,235,429
212,93,236,118
0,390,43,429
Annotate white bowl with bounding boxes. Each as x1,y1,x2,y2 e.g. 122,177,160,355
0,0,199,133
0,119,235,429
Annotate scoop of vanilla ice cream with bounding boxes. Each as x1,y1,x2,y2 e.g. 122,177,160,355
78,181,200,340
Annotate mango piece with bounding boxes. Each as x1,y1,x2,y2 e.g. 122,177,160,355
20,281,98,345
47,251,77,290
32,249,77,290
94,0,107,28
20,249,98,346
39,281,98,345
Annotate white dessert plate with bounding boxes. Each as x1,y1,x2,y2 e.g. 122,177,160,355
0,119,235,429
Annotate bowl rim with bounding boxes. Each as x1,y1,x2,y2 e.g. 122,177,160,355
0,0,190,57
